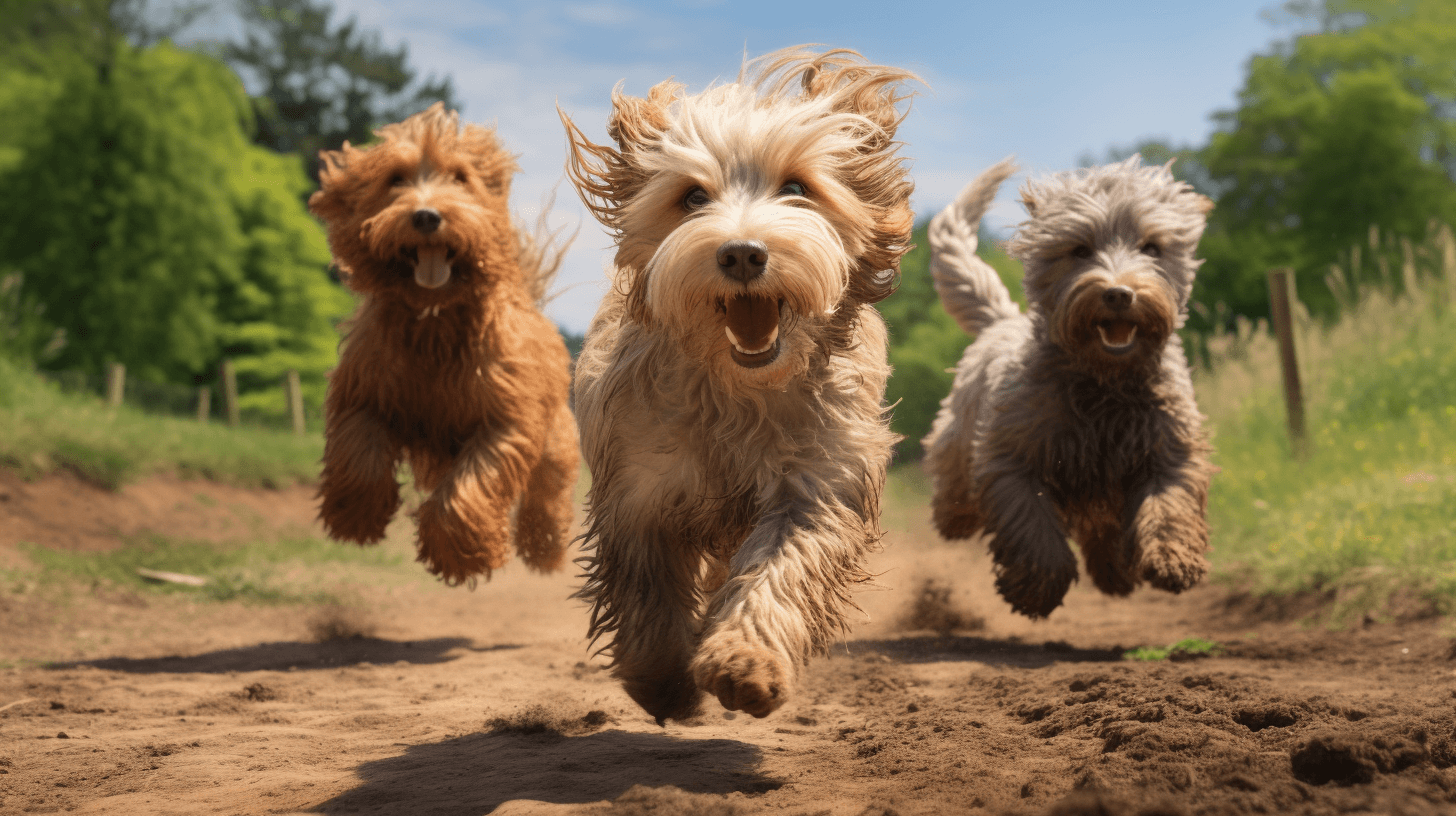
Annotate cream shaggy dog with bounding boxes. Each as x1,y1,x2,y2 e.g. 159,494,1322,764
560,47,916,722
923,156,1215,619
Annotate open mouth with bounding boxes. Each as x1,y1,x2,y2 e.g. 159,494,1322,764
718,295,783,369
401,246,458,289
1096,320,1139,355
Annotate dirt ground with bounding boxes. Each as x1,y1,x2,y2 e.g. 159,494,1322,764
2,472,1454,815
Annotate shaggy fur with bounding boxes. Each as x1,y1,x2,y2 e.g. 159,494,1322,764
922,156,1216,618
561,47,915,722
311,103,579,585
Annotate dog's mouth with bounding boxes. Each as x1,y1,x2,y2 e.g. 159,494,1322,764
717,295,783,369
1096,320,1139,355
401,245,458,289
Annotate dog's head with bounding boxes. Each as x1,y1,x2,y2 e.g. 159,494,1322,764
1009,156,1212,374
310,103,520,306
562,47,916,384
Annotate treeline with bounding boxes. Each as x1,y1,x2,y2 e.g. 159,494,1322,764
885,0,1456,457
0,0,456,414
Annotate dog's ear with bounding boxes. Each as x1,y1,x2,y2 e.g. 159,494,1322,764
310,141,358,221
1190,193,1214,216
560,80,676,231
1019,189,1039,218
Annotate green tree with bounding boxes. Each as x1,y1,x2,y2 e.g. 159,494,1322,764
0,40,349,407
219,0,458,177
1198,0,1456,323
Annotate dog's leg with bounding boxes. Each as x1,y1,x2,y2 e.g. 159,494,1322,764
583,527,705,724
976,466,1080,618
1127,458,1211,593
318,410,402,544
1073,504,1137,597
691,495,867,719
929,445,984,541
414,424,537,584
514,404,579,572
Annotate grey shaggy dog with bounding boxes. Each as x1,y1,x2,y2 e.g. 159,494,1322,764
922,156,1216,619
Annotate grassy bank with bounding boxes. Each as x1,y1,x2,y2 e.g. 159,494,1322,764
1195,227,1456,620
0,355,323,488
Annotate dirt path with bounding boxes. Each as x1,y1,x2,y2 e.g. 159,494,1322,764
2,474,1454,815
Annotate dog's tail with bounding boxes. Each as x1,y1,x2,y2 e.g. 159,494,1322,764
929,156,1021,336
515,188,576,307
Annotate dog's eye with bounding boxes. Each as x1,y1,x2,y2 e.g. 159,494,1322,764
455,170,469,184
390,173,407,187
778,181,806,198
1141,242,1161,258
682,187,710,211
1071,245,1092,259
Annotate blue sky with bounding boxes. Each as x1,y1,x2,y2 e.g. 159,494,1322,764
227,0,1299,332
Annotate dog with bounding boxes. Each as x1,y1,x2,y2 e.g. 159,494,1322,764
310,103,579,585
559,47,915,721
922,156,1215,618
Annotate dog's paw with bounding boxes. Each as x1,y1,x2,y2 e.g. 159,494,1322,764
414,500,510,585
620,671,701,725
1138,542,1209,593
691,633,793,718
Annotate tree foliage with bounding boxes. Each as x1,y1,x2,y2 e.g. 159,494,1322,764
0,35,350,406
219,0,458,176
1196,0,1456,325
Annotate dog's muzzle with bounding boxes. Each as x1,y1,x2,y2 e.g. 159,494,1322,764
722,295,782,368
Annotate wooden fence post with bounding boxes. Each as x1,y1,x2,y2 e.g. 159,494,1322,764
105,362,125,408
1267,268,1307,457
196,386,211,424
284,369,305,435
220,360,240,427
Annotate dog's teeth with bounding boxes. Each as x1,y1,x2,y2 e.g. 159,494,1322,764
725,324,777,355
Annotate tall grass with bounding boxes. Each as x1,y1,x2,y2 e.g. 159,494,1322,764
1195,223,1456,619
0,355,323,488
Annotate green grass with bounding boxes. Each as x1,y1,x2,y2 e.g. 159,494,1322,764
8,533,411,605
0,355,323,488
1123,638,1223,662
1196,227,1456,621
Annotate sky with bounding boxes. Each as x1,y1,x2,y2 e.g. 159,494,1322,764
198,0,1301,333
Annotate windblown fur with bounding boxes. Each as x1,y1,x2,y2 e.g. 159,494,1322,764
311,103,579,584
561,46,915,721
923,156,1216,618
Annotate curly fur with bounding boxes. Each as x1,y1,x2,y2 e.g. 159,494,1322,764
310,103,579,585
923,156,1216,618
561,47,915,721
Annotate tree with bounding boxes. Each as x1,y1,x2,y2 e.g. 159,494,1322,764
219,0,458,176
1197,0,1456,323
0,39,349,403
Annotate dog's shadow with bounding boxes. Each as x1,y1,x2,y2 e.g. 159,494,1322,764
312,728,778,815
848,634,1125,667
47,637,511,674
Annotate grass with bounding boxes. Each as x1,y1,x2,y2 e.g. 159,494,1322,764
1123,638,1222,662
1195,224,1456,621
7,533,412,605
0,355,323,488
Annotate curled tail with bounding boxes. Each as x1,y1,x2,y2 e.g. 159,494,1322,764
929,156,1021,335
515,189,576,307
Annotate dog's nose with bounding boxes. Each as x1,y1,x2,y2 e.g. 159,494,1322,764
412,208,442,234
717,239,768,283
1102,286,1134,310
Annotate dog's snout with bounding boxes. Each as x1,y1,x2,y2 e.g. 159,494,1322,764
412,208,442,234
716,239,768,283
1102,286,1134,310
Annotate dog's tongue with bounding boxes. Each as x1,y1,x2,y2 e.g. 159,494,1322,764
724,296,779,354
413,246,452,289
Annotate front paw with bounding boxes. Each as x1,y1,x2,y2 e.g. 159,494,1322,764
1138,541,1209,593
414,498,510,585
690,631,793,719
318,486,398,545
